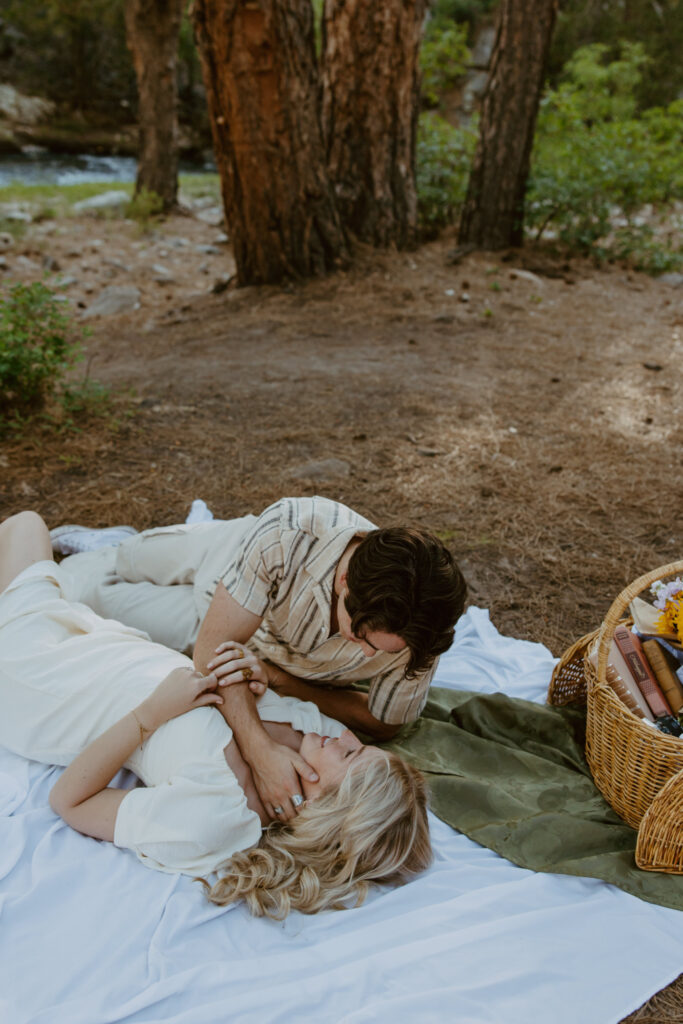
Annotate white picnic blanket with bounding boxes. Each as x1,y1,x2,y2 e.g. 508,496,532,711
1,607,682,1024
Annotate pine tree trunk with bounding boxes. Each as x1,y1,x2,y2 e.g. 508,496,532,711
125,0,184,211
321,0,426,248
192,0,348,286
458,0,558,249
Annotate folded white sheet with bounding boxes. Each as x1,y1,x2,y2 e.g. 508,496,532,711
1,607,681,1024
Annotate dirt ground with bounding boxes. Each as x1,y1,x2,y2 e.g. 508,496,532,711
2,208,682,653
2,209,683,1019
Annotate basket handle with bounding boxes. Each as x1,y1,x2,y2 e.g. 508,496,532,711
596,560,683,682
635,766,683,872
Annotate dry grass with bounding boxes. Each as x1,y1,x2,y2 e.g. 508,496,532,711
1,230,682,1019
623,974,683,1023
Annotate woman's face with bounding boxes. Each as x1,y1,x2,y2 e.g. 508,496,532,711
299,729,384,800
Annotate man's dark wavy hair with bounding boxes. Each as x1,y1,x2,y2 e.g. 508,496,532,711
344,527,467,677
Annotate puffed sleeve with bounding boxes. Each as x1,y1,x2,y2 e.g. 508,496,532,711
113,765,262,876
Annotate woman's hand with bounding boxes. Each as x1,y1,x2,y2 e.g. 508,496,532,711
137,667,223,732
207,641,270,698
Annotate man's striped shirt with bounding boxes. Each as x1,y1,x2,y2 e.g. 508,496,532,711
219,496,435,725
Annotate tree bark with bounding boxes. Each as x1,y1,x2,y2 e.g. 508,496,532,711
321,0,426,248
458,0,558,249
125,0,184,211
192,0,348,286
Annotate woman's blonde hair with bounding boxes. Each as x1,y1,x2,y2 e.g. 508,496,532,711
203,752,432,919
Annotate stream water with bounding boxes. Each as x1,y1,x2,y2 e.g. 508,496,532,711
0,151,215,187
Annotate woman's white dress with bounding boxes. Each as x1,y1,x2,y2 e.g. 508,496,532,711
0,561,345,876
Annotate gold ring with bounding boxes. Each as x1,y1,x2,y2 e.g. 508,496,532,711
236,648,243,658
243,667,253,681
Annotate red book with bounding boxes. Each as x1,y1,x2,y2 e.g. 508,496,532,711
613,625,673,718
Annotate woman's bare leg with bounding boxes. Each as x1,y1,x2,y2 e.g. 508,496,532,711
0,511,53,593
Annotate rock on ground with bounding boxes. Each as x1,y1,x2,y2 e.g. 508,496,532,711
72,191,130,214
658,272,683,288
82,286,141,319
0,84,55,124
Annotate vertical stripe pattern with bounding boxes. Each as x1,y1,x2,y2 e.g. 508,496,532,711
220,497,436,725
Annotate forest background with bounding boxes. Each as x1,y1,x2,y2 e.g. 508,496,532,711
1,0,682,266
0,3,682,1018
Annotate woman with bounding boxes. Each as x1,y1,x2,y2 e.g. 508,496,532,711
0,512,431,918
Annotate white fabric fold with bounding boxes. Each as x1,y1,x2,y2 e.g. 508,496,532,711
1,605,682,1024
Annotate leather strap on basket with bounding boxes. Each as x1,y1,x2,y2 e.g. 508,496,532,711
596,560,683,685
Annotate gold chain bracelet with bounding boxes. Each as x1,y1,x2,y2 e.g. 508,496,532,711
131,709,152,749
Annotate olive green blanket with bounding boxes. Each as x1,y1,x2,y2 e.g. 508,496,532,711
385,686,683,912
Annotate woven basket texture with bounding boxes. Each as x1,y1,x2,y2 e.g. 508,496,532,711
547,629,598,706
548,560,683,873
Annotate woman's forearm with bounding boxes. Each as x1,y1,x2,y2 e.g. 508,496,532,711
48,669,223,842
49,704,157,840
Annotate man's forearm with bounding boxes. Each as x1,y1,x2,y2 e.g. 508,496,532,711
267,666,401,741
193,582,263,676
215,680,272,765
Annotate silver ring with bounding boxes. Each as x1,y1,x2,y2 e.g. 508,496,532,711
291,794,304,809
273,805,284,815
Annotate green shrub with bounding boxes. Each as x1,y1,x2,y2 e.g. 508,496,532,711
600,222,683,274
527,42,683,268
416,112,477,233
60,377,112,418
0,216,28,241
125,187,165,226
427,0,498,36
420,22,470,108
549,0,683,110
0,282,86,427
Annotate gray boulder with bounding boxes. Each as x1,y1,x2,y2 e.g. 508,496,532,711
0,84,55,124
196,206,224,226
73,191,130,214
82,286,141,319
658,272,683,288
1,207,32,223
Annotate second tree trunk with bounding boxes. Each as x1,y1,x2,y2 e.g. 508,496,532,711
321,0,426,249
458,0,558,250
125,0,184,211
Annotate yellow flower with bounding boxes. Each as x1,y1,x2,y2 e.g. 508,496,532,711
657,598,683,645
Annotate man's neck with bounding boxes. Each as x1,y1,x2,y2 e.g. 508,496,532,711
333,537,363,596
330,536,363,635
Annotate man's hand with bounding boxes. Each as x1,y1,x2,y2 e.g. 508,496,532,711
246,738,318,822
193,583,262,675
207,643,319,818
207,640,269,697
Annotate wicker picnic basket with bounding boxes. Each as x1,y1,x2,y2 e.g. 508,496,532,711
548,560,683,874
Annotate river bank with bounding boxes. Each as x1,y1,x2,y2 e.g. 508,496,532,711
0,151,215,187
0,83,211,161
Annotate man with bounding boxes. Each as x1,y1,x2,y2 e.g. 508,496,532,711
58,496,466,820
